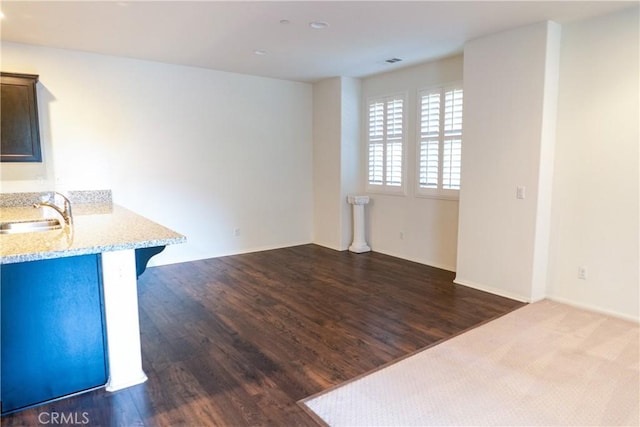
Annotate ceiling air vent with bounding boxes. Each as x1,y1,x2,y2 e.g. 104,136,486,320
385,58,402,64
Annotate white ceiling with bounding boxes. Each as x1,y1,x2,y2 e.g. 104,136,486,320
0,1,635,82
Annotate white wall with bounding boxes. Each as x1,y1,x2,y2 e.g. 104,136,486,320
312,76,361,251
547,7,639,321
339,77,362,250
312,78,343,250
361,56,463,271
456,22,561,301
0,42,314,265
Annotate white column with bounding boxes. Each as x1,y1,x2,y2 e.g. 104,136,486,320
347,195,371,253
101,249,148,391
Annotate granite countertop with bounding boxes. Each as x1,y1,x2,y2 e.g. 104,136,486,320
0,191,186,264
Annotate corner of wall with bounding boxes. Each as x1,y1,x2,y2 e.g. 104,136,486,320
457,19,564,303
531,20,562,302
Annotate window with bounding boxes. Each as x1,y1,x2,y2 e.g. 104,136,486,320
367,94,405,193
417,85,463,198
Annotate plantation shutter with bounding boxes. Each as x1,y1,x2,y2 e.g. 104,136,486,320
368,102,384,186
386,99,403,187
419,92,441,189
417,84,463,197
443,88,463,190
367,95,405,191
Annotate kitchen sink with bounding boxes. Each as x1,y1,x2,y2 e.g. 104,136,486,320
0,218,63,234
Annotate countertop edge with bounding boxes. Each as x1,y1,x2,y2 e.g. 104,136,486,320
1,236,187,265
1,202,187,265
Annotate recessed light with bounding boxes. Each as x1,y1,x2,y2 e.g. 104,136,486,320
254,50,267,56
309,21,329,30
280,19,290,25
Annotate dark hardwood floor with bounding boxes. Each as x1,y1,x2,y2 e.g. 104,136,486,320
3,244,524,426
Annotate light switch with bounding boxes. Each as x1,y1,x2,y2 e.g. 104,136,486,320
516,186,526,199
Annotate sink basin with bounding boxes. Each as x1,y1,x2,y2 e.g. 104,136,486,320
0,218,63,234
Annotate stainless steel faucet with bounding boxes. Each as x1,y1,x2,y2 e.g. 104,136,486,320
33,192,74,227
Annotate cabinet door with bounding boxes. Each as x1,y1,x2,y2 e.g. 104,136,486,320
0,73,42,162
1,255,108,414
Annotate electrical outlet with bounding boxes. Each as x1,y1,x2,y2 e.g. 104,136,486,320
578,266,588,280
233,228,241,237
516,185,526,200
399,232,404,240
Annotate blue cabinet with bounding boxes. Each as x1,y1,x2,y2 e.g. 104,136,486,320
1,254,108,414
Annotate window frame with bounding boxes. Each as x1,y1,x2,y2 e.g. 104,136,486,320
415,82,463,200
365,92,408,195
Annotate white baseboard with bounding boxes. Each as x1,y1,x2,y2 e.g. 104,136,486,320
546,295,640,324
453,277,530,302
106,372,148,392
313,241,349,252
369,248,456,273
151,240,315,267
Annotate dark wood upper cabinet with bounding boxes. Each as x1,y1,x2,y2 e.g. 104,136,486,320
1,72,42,162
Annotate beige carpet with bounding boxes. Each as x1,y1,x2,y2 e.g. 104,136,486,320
301,300,639,426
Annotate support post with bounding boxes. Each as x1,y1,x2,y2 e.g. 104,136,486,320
101,249,148,392
347,195,371,253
